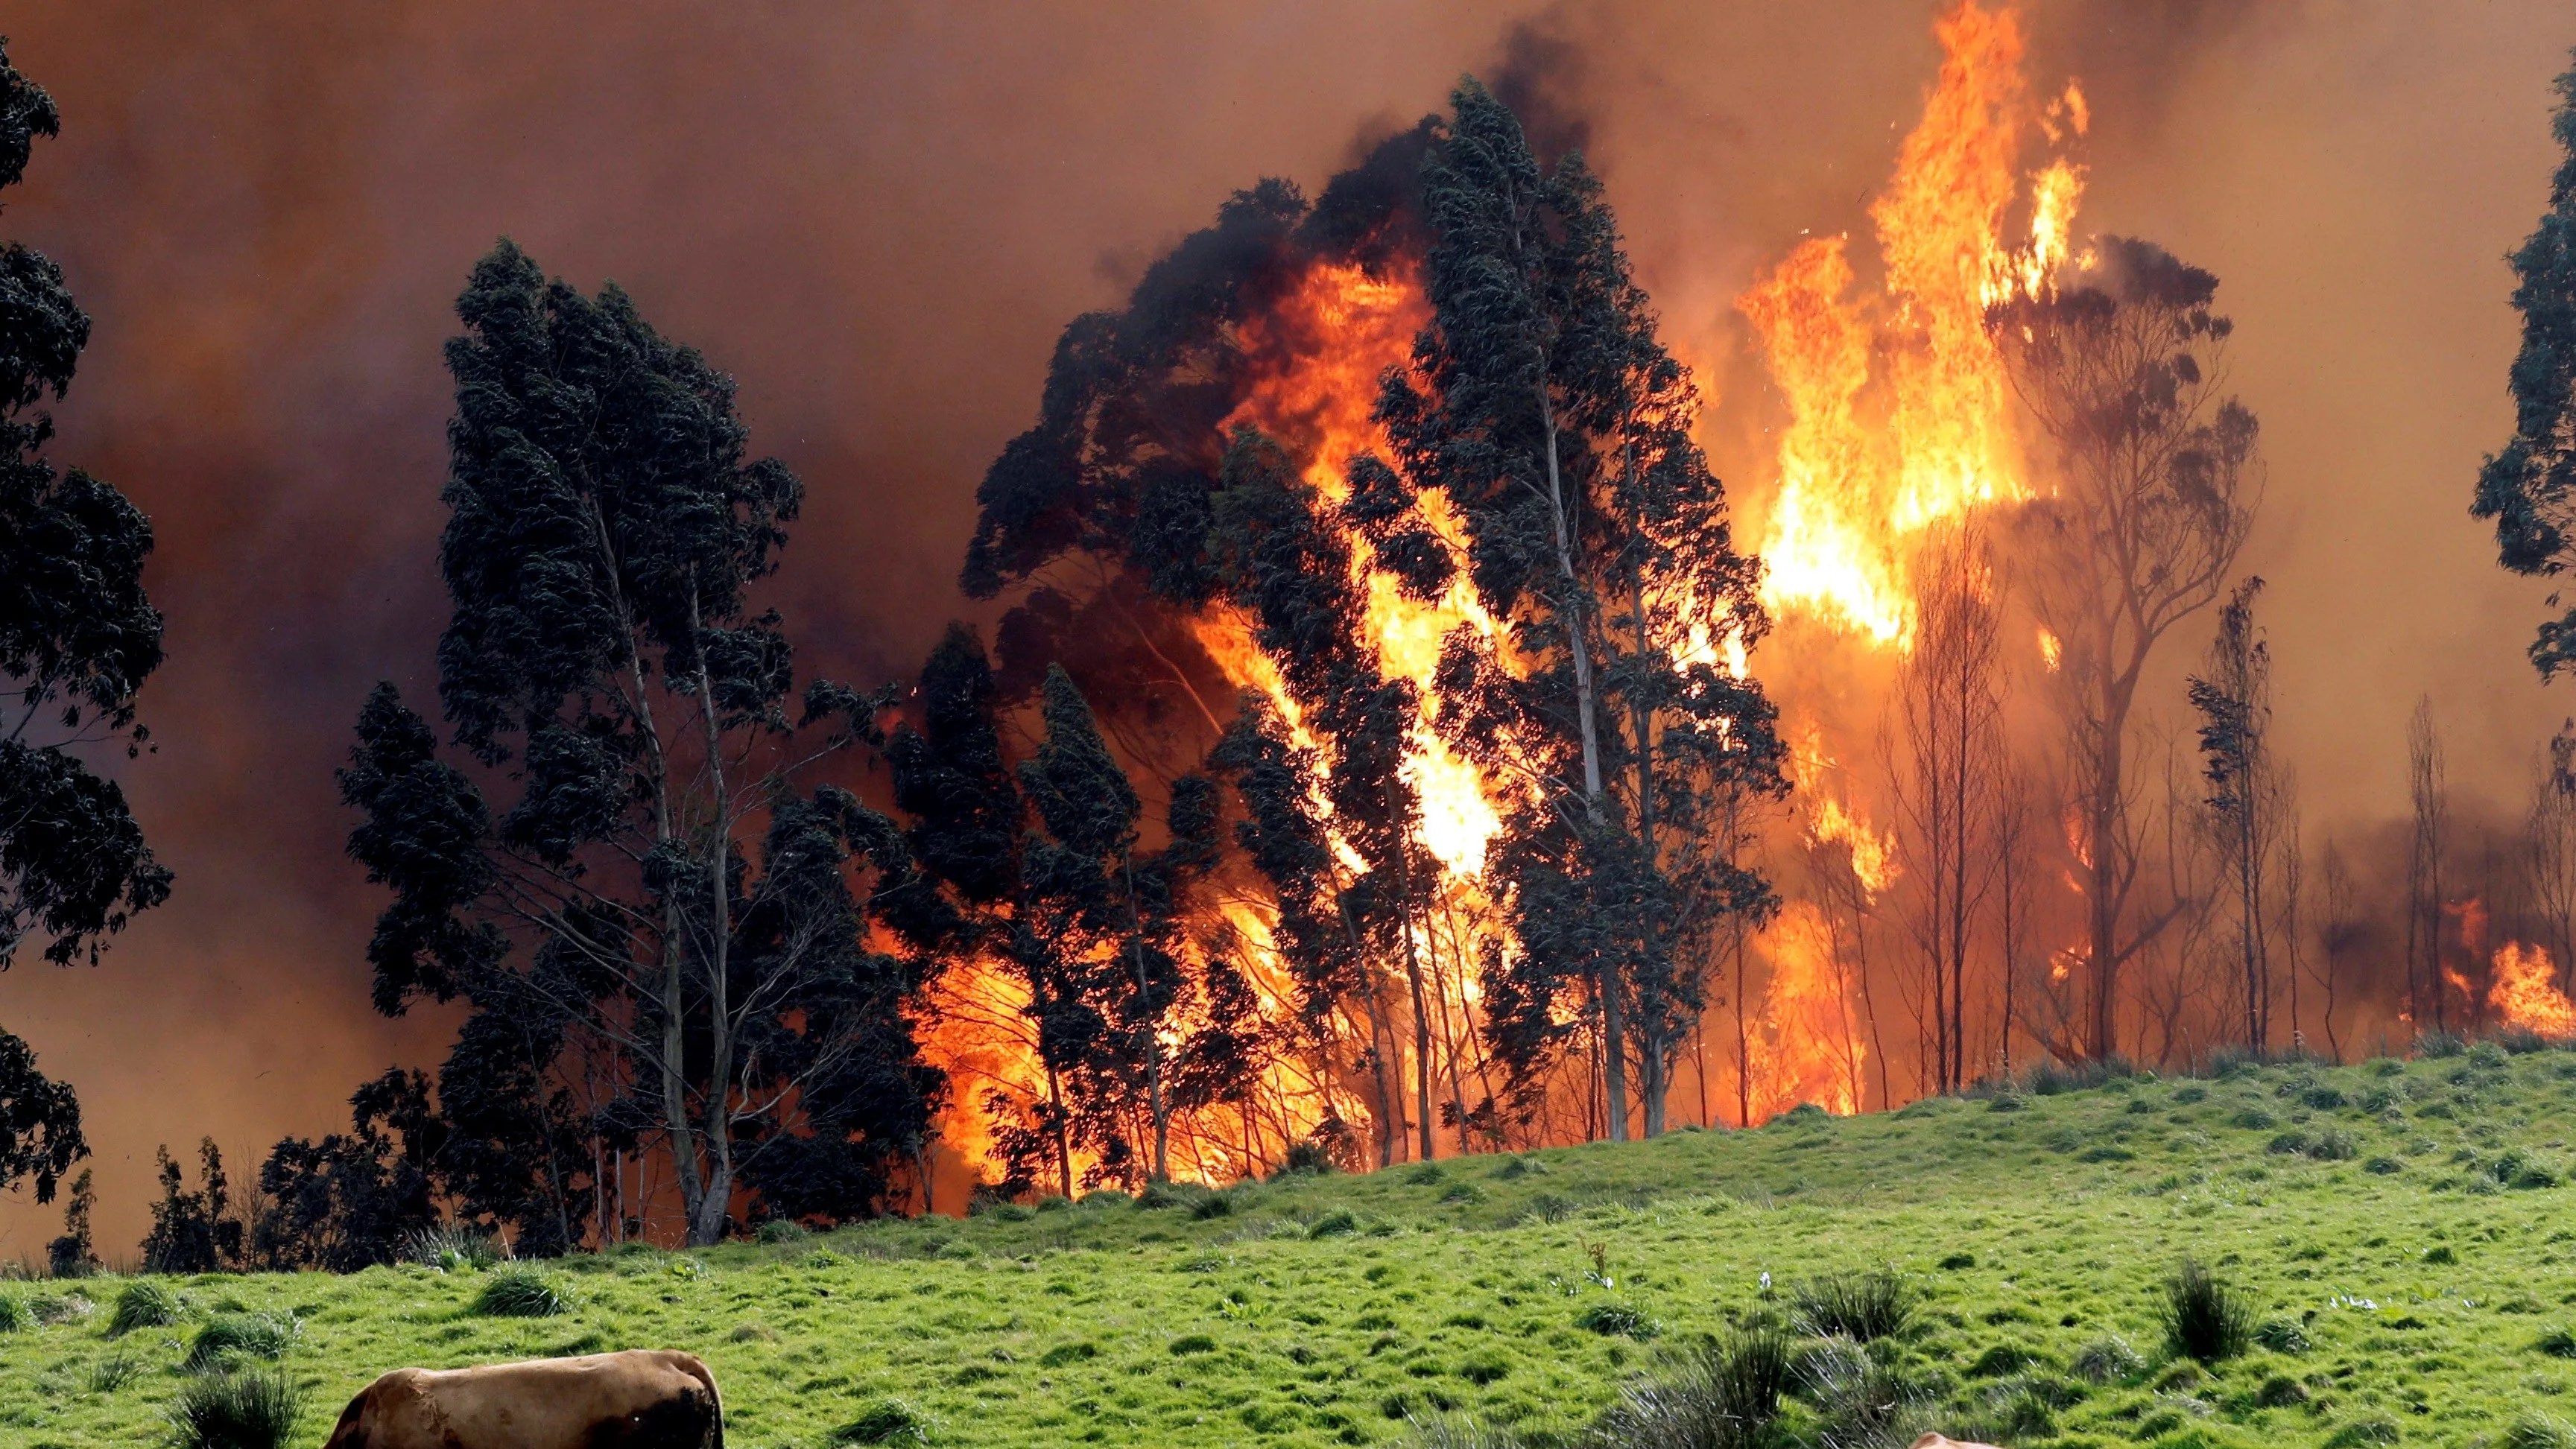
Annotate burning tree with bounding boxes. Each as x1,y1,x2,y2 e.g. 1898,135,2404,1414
1990,235,2260,1062
1381,78,1786,1140
341,242,943,1246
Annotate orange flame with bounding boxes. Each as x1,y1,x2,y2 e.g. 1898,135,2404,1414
2490,942,2576,1039
1738,0,2082,648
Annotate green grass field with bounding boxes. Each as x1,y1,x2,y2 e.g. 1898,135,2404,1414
11,1044,2576,1448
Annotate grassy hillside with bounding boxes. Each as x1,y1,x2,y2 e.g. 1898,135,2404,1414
10,1044,2576,1448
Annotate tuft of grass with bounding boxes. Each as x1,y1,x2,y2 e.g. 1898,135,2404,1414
166,1366,302,1449
403,1223,507,1272
2323,1412,2405,1448
2537,1325,2576,1360
834,1396,933,1445
1793,1266,1916,1342
2160,1258,2256,1363
88,1352,145,1393
1307,1207,1359,1239
2072,1334,2145,1384
2508,1411,2576,1449
472,1266,571,1319
1574,1302,1656,1339
184,1313,299,1370
1595,1328,1794,1449
110,1279,187,1335
0,1293,28,1332
756,1219,810,1244
2254,1316,2313,1354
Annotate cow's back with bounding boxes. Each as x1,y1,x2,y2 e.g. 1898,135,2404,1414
326,1349,720,1448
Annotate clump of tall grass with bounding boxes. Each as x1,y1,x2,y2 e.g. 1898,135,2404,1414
184,1313,299,1371
1793,1267,1916,1342
110,1279,186,1335
2159,1259,2255,1363
472,1266,570,1318
167,1366,302,1449
0,1293,28,1332
1592,1328,1796,1449
2072,1334,2145,1384
403,1223,506,1271
837,1396,934,1445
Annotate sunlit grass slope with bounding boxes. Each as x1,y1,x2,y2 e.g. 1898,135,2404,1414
11,1044,2576,1448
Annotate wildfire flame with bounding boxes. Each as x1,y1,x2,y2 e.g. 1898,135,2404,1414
2491,942,2576,1039
1738,0,2082,648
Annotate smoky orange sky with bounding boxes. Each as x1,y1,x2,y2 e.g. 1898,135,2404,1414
0,0,2566,1255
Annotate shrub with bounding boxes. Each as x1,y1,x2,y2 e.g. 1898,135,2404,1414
1794,1267,1916,1342
2072,1335,2145,1384
1575,1302,1655,1339
1277,1138,1338,1176
2159,1260,2255,1363
168,1367,303,1449
835,1397,932,1445
110,1279,187,1335
473,1267,570,1319
755,1219,809,1244
185,1313,299,1370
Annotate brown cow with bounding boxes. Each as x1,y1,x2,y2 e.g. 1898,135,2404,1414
1910,1436,2007,1449
321,1348,722,1448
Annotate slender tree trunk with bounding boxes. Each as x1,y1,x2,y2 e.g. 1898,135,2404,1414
1121,853,1170,1182
1536,390,1623,1142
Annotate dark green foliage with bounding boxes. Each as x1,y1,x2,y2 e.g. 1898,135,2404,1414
472,1266,569,1318
46,1165,95,1275
0,39,170,977
1381,77,1786,1137
342,242,939,1243
253,1070,445,1271
0,1024,83,1204
0,1293,26,1332
166,1367,302,1449
141,1138,242,1273
1280,1138,1338,1176
184,1313,297,1371
1308,1208,1360,1238
2160,1259,2255,1363
1793,1267,1916,1342
109,1279,185,1335
2475,51,2576,674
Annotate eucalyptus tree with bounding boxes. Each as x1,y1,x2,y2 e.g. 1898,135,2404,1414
2187,577,2276,1049
342,241,939,1245
0,39,168,1206
1377,78,1785,1138
2475,51,2576,675
1990,236,2259,1062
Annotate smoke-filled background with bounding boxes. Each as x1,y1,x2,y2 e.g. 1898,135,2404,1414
0,0,2566,1253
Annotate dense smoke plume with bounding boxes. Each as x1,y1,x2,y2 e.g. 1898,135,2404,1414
0,0,2567,1251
